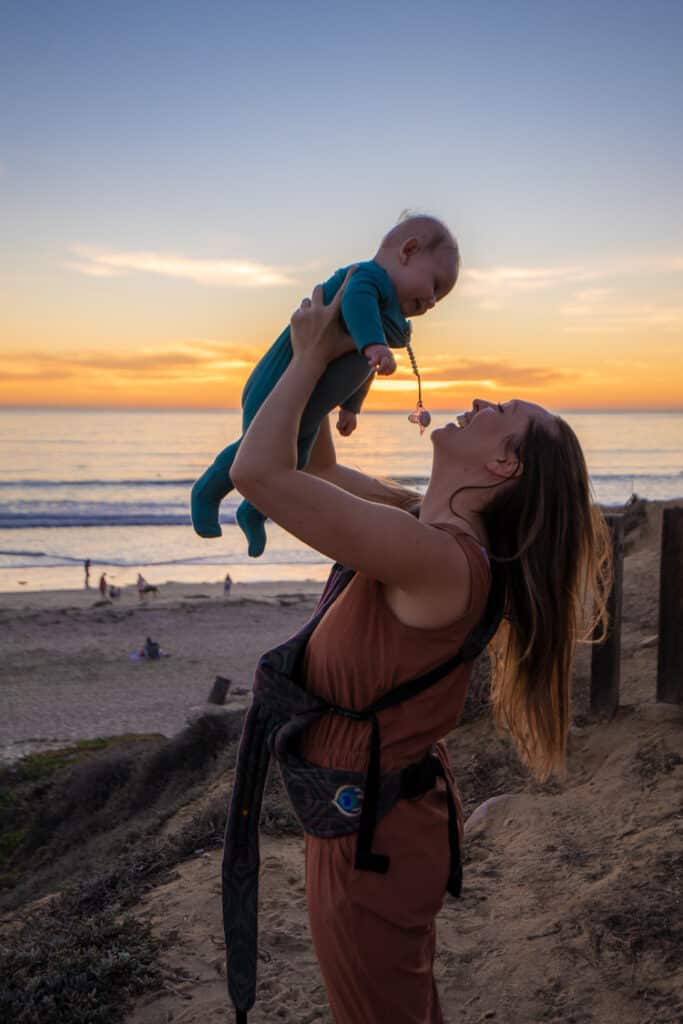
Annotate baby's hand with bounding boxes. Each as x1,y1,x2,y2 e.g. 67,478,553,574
336,409,358,437
364,343,396,376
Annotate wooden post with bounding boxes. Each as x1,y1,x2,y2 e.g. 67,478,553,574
590,514,624,717
208,675,231,705
657,508,683,704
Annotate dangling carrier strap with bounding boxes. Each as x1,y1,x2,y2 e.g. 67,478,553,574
222,560,503,1023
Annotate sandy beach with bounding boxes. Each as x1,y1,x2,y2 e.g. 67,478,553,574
0,579,322,763
1,501,682,1022
1,500,677,764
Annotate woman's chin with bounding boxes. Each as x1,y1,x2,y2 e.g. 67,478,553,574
430,422,458,443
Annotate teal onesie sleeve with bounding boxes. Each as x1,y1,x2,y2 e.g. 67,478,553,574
327,260,411,352
320,260,411,414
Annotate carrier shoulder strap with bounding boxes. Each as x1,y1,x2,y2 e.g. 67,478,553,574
349,559,505,874
369,556,504,716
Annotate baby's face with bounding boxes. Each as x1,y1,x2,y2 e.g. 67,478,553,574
392,244,459,318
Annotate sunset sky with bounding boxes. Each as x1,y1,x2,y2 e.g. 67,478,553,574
2,1,682,412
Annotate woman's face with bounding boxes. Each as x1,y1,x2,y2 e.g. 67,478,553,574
431,398,553,466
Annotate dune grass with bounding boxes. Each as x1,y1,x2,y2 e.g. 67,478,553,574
0,712,248,1024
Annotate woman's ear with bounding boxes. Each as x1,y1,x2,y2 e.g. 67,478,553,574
485,452,523,481
399,237,420,263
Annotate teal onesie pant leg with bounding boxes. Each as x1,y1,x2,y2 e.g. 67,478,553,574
192,341,372,552
234,351,372,556
190,439,242,538
190,331,293,538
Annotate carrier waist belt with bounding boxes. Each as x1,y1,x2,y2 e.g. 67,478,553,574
277,741,446,837
262,665,463,880
276,739,463,892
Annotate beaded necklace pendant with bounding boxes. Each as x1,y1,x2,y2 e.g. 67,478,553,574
408,402,431,434
405,339,431,435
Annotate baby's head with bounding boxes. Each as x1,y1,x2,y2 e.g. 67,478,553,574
375,213,460,318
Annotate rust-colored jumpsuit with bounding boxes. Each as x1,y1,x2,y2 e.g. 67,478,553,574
301,529,491,1024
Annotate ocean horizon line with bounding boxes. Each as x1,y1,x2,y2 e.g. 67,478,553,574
2,405,683,415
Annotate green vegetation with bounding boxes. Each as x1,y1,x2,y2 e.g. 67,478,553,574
0,712,253,1024
11,735,163,783
1,904,162,1024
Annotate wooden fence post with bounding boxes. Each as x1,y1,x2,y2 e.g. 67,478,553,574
657,507,683,704
590,513,624,717
208,675,231,705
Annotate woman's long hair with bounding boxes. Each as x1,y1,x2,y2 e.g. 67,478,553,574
477,417,612,781
377,416,610,781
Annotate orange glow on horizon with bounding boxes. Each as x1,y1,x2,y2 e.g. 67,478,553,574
2,368,682,412
2,291,682,412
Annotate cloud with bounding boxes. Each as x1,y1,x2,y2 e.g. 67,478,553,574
558,288,616,316
574,288,614,303
0,367,75,382
377,357,579,391
375,379,498,393
461,265,601,297
68,246,296,287
65,261,126,278
557,272,683,332
1,341,257,385
560,295,683,329
2,344,583,401
461,256,683,310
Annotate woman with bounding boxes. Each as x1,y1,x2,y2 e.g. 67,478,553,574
231,274,610,1023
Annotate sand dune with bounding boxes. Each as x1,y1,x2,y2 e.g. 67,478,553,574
129,702,683,1024
128,502,681,1024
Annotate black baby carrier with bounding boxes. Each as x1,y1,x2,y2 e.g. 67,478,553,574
222,559,504,1023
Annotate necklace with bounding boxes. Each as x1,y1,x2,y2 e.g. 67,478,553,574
406,339,431,434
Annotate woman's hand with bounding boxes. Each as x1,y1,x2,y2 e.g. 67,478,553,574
290,268,356,366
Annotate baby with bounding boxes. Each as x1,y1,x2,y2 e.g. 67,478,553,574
191,214,460,556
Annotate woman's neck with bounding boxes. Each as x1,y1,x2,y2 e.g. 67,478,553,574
419,478,489,548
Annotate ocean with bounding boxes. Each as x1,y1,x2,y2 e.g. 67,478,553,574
1,408,682,593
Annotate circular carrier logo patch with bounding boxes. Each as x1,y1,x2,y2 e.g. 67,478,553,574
332,785,364,817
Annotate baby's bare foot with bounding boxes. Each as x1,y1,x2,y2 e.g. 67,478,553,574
336,409,358,436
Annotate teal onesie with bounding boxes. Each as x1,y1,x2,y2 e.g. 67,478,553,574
190,260,410,556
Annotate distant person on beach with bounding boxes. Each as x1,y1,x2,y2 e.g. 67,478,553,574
142,636,160,659
223,572,232,596
191,213,460,557
130,636,166,660
137,573,158,599
226,277,611,1022
98,572,107,597
84,559,91,589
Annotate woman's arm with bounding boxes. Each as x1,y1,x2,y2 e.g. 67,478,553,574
230,285,468,595
305,416,422,510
